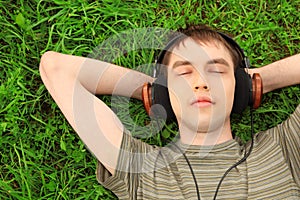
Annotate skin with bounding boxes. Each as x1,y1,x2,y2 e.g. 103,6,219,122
167,38,235,146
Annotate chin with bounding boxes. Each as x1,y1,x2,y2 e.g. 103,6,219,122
179,114,229,134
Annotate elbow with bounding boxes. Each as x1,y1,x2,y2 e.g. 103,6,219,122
39,51,70,85
40,51,80,80
39,51,59,76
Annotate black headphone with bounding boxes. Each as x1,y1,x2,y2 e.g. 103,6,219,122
142,32,263,122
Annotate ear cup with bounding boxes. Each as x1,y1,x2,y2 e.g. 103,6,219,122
142,72,177,122
150,75,177,122
232,69,263,114
232,68,253,114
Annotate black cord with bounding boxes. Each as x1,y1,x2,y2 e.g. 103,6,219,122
154,118,201,199
172,142,201,200
213,109,255,200
154,109,255,200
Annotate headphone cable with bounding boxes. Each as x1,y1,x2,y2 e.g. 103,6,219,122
154,118,201,199
154,109,255,200
213,109,255,199
172,142,201,200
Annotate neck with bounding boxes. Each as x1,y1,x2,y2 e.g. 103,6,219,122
179,119,233,146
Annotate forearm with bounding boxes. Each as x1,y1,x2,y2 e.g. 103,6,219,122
250,54,300,93
91,62,154,100
43,51,154,100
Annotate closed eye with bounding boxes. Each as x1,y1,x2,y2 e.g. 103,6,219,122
209,69,224,73
172,60,194,76
207,65,226,74
173,65,194,76
178,70,193,75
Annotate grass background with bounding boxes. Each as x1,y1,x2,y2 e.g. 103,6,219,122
0,0,299,199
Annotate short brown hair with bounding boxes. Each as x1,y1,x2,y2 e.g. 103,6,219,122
162,24,242,70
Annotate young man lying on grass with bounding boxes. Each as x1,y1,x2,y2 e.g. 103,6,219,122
39,25,300,199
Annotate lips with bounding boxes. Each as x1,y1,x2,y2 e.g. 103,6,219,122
191,96,214,107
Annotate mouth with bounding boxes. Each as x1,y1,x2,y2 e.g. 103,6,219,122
191,96,214,108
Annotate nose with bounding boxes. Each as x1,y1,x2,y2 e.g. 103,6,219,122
194,85,209,90
193,74,209,91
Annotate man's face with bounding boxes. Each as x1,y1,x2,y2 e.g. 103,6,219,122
167,38,235,135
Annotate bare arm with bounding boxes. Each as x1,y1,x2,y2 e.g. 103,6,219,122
39,51,153,175
250,54,300,93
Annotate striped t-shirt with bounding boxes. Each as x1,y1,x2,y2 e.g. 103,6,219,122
97,105,300,199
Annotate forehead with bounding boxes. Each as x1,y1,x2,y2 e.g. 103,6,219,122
167,37,234,68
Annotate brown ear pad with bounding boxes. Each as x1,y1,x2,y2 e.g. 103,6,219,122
252,73,263,109
142,82,152,116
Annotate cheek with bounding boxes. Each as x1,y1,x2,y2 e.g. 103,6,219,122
209,74,235,109
226,75,236,102
168,91,180,115
168,74,193,97
167,76,194,118
222,76,235,111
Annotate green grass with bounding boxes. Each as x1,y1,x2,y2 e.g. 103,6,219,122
0,0,299,199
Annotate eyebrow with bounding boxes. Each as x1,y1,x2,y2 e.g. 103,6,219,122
206,58,230,67
172,60,192,69
172,58,230,69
